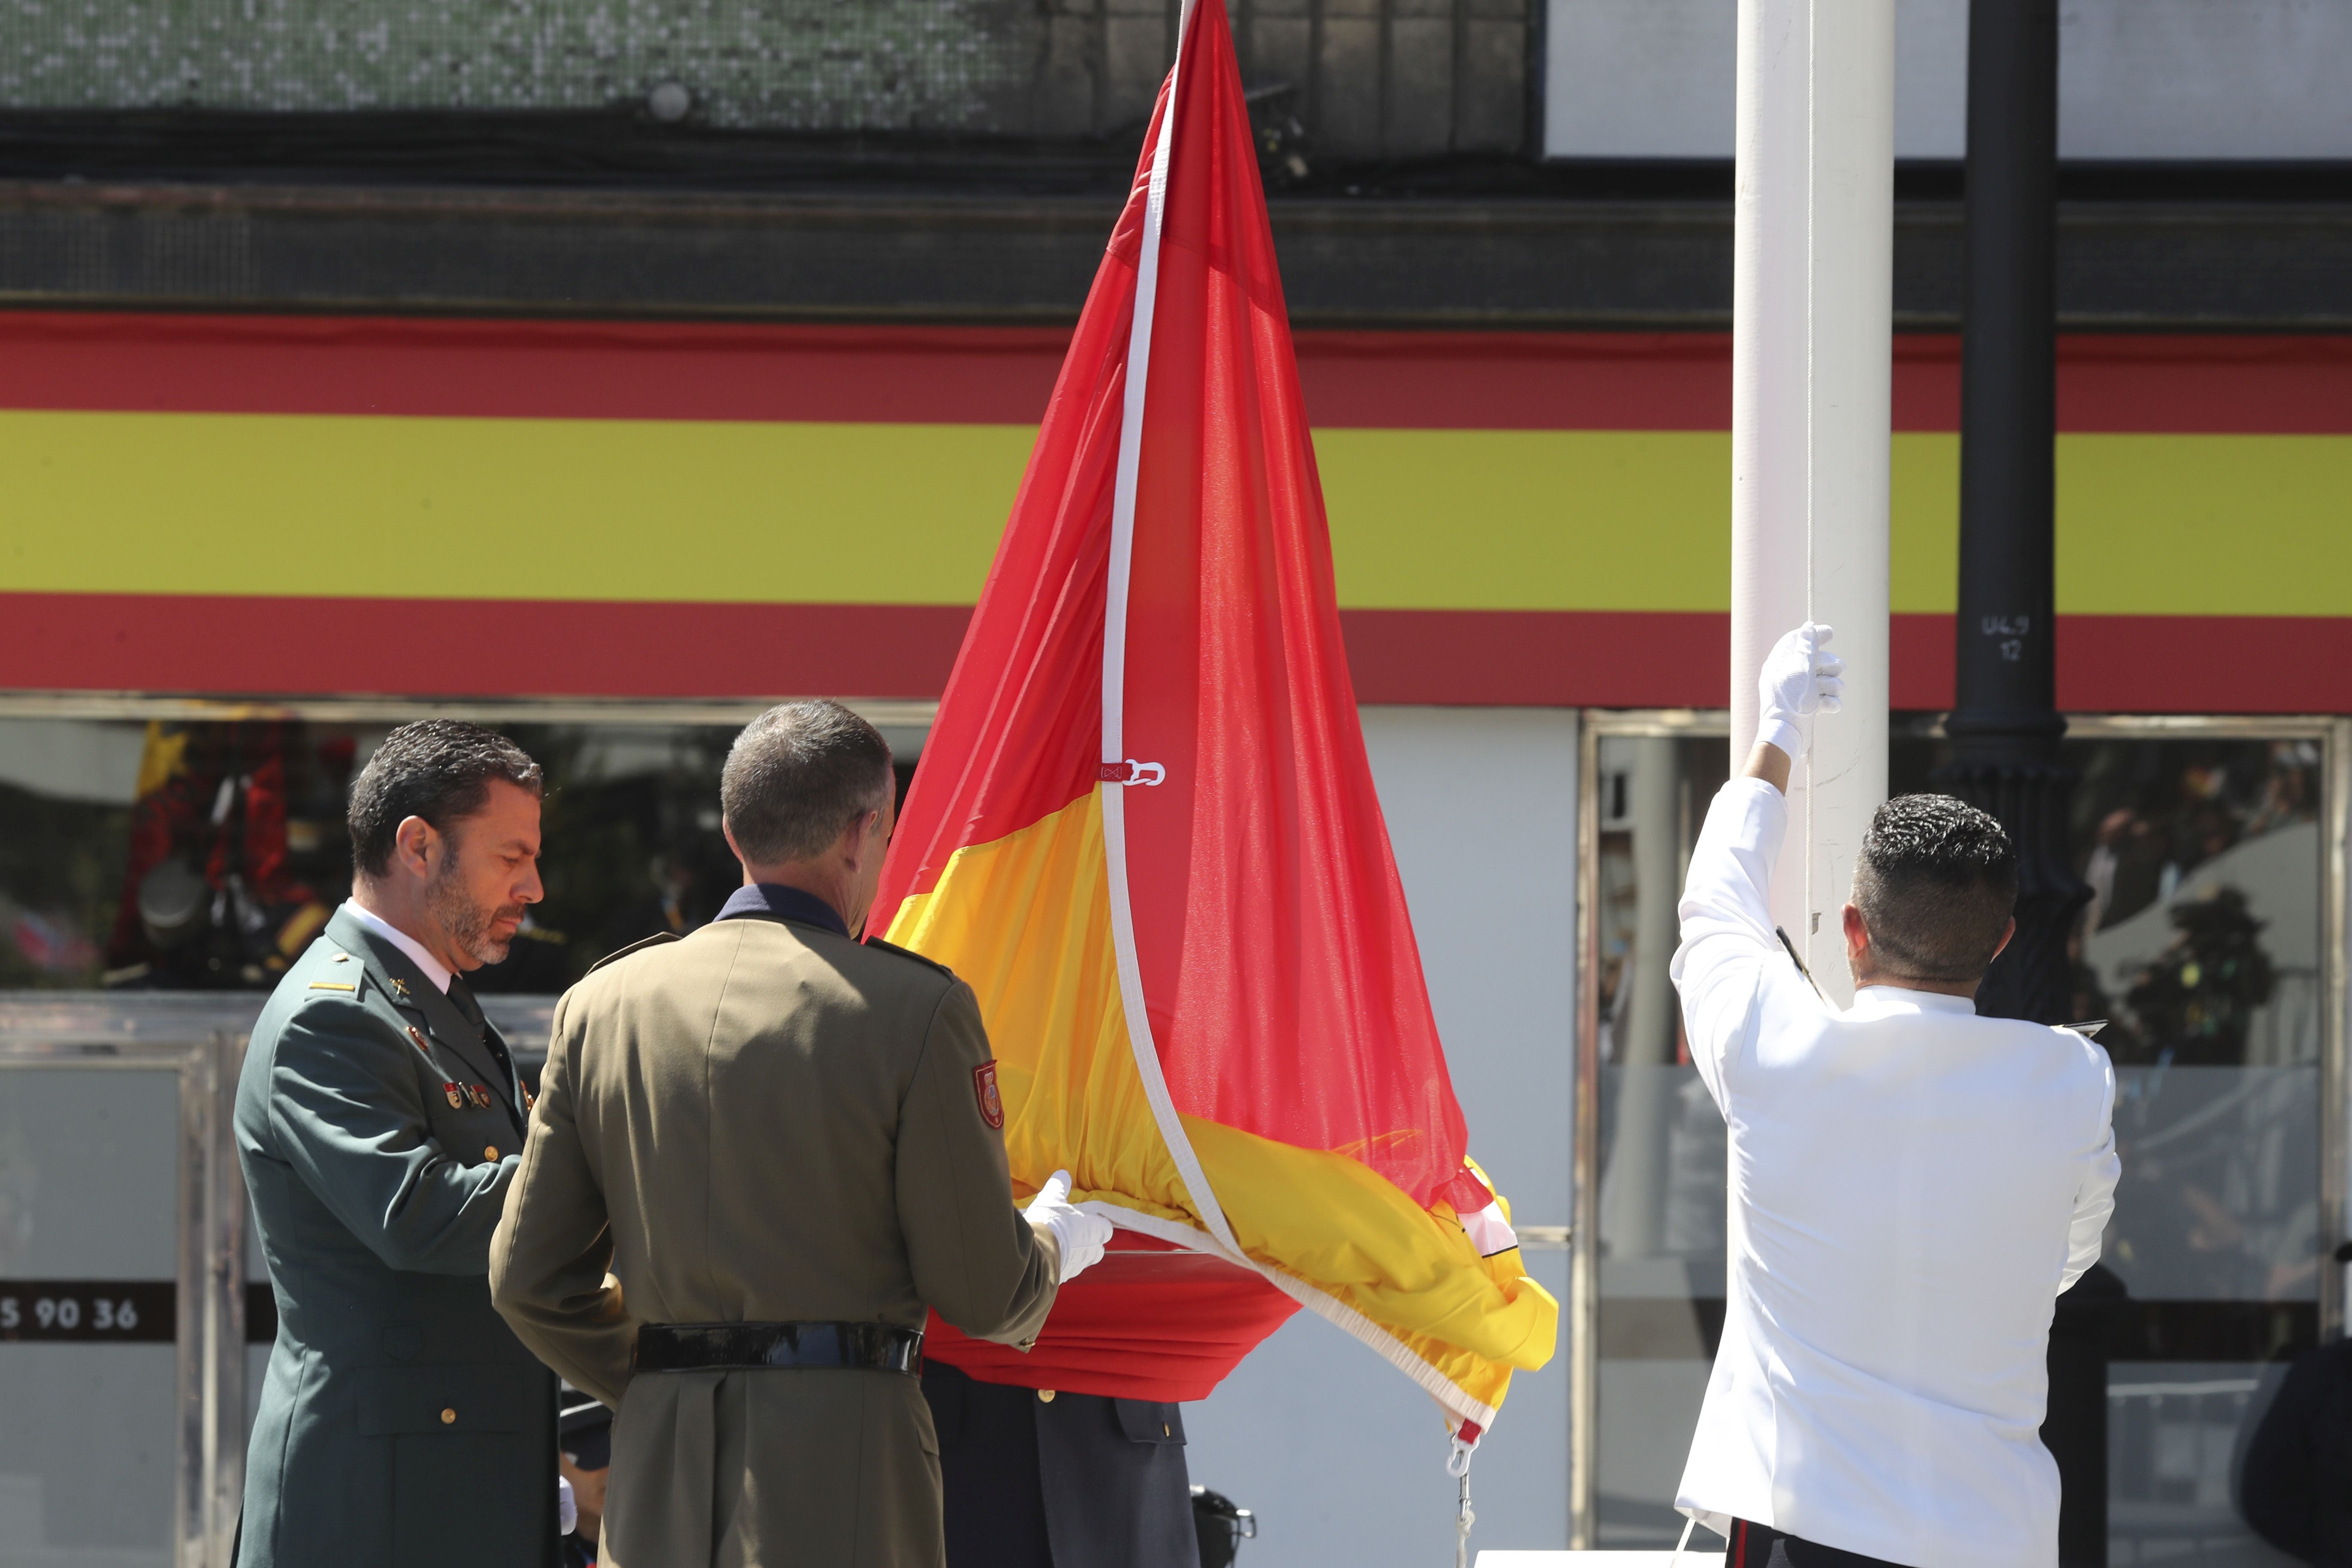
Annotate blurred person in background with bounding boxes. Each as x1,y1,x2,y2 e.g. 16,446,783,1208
2239,1319,2352,1566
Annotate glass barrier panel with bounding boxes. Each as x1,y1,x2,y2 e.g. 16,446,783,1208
1590,732,1728,1545
0,1066,183,1568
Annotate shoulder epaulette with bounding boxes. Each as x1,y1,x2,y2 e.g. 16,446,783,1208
586,931,683,975
861,935,958,980
298,947,368,1001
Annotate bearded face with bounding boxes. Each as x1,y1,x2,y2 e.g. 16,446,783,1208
423,781,542,968
428,853,529,965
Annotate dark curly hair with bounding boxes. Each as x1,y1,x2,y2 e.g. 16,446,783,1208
1852,793,2018,982
348,721,543,878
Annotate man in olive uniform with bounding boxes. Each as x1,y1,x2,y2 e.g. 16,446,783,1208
235,722,560,1568
490,700,1112,1568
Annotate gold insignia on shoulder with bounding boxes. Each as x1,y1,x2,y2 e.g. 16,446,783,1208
389,977,413,999
306,980,357,992
331,952,351,964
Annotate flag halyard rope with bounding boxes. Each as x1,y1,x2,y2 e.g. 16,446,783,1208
1098,0,1243,1265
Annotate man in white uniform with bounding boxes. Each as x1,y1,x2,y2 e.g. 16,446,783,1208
1672,625,2120,1568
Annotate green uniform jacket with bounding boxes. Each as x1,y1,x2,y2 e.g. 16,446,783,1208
234,905,558,1568
489,906,1061,1568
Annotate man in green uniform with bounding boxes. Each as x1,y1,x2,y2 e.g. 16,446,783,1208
490,699,1112,1568
235,720,560,1567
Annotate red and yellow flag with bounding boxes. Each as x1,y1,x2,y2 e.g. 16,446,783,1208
871,0,1558,1432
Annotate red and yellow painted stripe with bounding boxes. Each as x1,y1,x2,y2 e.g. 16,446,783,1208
1,313,2349,709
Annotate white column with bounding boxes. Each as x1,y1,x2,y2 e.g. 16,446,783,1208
1730,0,1894,1007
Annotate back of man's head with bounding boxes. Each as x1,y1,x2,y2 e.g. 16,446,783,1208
1852,793,2018,983
721,701,894,866
349,720,543,879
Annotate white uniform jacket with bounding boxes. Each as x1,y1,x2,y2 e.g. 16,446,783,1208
1669,778,2120,1568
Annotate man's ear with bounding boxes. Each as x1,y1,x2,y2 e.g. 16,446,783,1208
1988,916,2017,965
1841,902,1871,965
393,815,438,876
845,809,883,865
721,817,744,866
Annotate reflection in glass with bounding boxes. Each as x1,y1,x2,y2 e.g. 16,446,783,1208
0,714,928,993
1592,733,1727,1545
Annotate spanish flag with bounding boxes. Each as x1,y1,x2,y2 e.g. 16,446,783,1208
870,0,1558,1436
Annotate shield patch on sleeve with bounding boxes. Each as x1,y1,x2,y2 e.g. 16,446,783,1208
973,1060,1004,1130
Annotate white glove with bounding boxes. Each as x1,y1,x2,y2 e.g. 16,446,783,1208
558,1474,578,1536
1755,622,1846,760
1023,1169,1113,1282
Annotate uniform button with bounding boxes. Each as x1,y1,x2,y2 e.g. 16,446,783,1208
484,1146,500,1161
1038,1390,1055,1403
440,1408,457,1425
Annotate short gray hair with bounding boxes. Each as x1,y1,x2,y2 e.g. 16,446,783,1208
720,701,894,864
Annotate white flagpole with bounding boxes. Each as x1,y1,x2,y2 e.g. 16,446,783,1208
1731,0,1893,1007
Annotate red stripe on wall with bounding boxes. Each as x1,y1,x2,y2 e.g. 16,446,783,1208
0,315,1075,426
1361,609,2352,714
1339,609,1730,706
3,311,2348,433
5,593,2338,713
0,593,975,701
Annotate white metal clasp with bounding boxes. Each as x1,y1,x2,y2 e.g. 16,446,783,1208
1099,760,1167,786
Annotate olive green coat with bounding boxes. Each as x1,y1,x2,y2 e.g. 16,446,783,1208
489,908,1060,1568
235,906,558,1568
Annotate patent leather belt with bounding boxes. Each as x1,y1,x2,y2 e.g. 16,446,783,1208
634,1321,923,1377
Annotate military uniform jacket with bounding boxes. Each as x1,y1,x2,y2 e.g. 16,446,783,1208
489,900,1061,1568
923,1363,1196,1568
234,905,559,1568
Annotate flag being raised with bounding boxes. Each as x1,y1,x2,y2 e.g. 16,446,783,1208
868,0,1556,1436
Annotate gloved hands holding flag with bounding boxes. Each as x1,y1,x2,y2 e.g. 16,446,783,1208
1024,1170,1114,1282
1756,622,1846,762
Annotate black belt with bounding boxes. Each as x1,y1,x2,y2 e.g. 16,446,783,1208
635,1321,923,1378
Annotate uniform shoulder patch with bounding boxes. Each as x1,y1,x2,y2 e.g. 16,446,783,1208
973,1060,1004,1130
861,935,957,980
585,931,683,975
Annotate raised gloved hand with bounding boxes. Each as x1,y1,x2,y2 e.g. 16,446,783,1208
1755,622,1846,761
1024,1169,1113,1282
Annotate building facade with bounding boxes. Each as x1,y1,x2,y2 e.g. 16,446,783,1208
1,3,2347,1563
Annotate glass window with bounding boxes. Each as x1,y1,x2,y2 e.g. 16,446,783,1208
0,710,927,994
1588,729,1730,1547
1582,717,2336,1564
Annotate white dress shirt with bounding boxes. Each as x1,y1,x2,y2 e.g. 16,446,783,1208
340,900,454,995
1669,778,2120,1568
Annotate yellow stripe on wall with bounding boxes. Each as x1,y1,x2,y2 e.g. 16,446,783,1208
2,410,2346,617
0,410,1035,606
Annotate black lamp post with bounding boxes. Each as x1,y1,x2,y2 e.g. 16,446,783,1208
1941,0,2083,1029
1934,3,2108,1563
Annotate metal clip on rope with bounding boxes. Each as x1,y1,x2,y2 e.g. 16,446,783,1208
1099,760,1167,785
1446,1420,1482,1568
